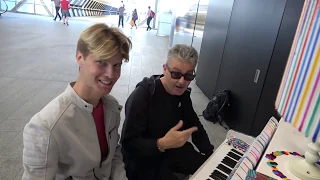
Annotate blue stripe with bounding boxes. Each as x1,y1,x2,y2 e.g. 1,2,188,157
312,119,320,142
245,156,255,167
287,11,320,123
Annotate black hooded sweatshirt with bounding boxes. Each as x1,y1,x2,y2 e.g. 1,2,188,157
120,75,214,160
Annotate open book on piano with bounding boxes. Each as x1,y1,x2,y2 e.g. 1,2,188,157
190,117,279,180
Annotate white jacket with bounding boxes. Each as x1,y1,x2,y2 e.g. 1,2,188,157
22,83,127,180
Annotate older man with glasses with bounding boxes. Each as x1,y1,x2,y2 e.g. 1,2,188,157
120,44,214,180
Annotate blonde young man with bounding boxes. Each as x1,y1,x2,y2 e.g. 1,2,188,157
22,23,132,180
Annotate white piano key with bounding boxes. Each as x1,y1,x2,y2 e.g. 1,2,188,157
194,145,234,180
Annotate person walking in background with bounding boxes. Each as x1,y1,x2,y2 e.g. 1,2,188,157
53,0,61,21
131,9,138,29
118,5,125,28
146,6,154,31
60,0,70,25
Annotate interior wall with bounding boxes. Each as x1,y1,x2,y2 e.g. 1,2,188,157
195,0,304,135
251,0,304,136
195,0,235,98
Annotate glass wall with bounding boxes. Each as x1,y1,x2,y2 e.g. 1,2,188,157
191,0,208,53
156,0,173,36
1,0,16,11
1,0,55,15
2,0,109,17
169,0,209,53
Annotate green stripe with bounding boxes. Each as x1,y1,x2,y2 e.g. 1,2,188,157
306,90,320,136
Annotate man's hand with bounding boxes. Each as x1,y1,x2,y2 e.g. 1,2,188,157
157,120,198,150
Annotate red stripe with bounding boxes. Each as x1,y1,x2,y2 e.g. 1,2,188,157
282,1,318,116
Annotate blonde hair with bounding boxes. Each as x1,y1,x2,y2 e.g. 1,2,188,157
77,23,132,62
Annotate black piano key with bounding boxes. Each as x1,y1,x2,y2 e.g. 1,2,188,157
217,164,232,175
227,151,241,160
209,173,222,180
231,149,244,156
213,170,228,179
210,170,227,180
225,156,238,165
210,170,223,180
222,158,236,168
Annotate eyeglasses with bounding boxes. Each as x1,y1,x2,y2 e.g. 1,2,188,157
166,65,196,81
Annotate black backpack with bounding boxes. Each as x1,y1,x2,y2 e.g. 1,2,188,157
202,90,231,129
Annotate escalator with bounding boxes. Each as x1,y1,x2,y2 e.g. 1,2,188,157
0,0,8,16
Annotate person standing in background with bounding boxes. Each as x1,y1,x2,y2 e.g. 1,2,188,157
146,6,153,31
53,0,61,21
131,9,138,29
118,5,125,28
60,0,70,25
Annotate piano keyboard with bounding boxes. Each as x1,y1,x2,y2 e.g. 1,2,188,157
191,144,244,180
191,117,279,180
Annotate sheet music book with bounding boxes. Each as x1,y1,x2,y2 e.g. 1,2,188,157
228,117,279,180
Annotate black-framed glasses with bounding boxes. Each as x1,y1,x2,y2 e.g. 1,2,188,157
166,65,196,81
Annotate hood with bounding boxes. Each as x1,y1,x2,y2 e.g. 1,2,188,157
136,74,163,95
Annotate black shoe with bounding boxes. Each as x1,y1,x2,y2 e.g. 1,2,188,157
53,19,56,21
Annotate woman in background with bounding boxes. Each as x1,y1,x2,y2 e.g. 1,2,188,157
131,9,138,29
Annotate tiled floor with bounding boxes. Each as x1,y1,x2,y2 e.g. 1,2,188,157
0,13,227,180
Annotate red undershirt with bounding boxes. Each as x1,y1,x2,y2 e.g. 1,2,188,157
92,99,108,161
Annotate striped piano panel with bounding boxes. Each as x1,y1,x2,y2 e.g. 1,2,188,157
275,0,320,142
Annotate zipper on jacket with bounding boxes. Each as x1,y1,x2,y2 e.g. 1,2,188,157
93,168,100,180
105,110,112,163
108,131,112,139
103,128,111,167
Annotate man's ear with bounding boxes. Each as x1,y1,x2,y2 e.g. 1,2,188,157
163,64,167,74
76,51,84,68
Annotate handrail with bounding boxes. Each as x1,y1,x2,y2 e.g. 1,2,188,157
0,0,8,15
70,6,108,12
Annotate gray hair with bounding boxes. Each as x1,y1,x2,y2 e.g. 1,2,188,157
167,44,198,67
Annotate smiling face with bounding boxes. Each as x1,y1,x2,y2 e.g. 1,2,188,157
162,57,195,96
76,52,123,97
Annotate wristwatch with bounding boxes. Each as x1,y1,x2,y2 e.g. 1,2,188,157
158,147,165,153
157,139,165,153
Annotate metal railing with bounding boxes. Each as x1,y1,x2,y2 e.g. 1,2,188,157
0,0,8,15
0,0,117,17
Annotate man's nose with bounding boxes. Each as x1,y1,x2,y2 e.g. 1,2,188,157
178,76,186,84
104,65,115,78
